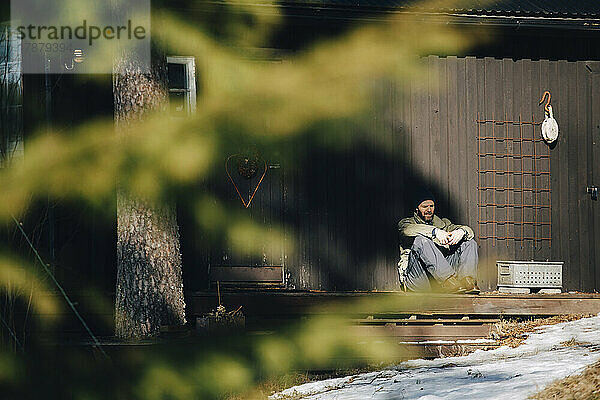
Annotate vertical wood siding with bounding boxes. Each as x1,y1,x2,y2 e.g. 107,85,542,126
198,56,600,292
397,56,598,292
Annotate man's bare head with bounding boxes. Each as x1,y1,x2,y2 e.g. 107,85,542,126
417,199,435,222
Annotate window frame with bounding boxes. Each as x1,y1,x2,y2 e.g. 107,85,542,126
166,56,196,116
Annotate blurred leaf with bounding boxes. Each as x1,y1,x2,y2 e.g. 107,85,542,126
137,363,195,400
0,255,60,317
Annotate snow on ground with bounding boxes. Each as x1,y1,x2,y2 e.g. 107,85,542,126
272,314,600,400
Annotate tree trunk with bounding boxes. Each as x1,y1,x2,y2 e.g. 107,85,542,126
113,52,186,340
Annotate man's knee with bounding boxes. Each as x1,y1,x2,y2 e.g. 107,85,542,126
463,238,477,249
459,239,479,267
412,235,434,250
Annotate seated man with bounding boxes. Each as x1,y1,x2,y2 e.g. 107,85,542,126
398,191,480,294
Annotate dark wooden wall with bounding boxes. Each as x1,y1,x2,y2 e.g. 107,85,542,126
21,73,116,291
196,56,600,293
398,56,600,292
397,56,600,292
164,6,600,293
25,55,598,293
20,27,598,293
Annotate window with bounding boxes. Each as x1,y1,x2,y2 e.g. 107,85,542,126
167,56,196,116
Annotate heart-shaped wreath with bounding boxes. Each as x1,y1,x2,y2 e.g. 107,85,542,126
225,153,267,208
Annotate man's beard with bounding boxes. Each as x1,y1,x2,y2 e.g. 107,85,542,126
419,211,433,222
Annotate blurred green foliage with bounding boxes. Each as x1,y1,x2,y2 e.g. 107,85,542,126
0,294,423,399
0,0,489,398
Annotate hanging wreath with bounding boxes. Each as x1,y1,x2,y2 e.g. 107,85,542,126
225,151,267,208
237,151,261,179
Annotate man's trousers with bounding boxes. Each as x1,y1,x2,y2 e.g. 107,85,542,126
403,235,478,292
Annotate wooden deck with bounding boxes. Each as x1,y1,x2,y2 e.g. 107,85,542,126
188,290,600,318
33,290,600,353
188,290,600,350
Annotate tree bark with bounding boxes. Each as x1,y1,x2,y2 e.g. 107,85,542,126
113,52,186,340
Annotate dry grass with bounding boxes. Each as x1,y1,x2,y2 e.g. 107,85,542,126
529,361,600,399
493,315,593,348
224,372,311,400
560,338,586,348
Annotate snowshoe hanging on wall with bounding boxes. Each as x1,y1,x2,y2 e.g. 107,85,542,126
539,91,559,144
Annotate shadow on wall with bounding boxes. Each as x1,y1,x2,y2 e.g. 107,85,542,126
180,105,460,292
284,129,460,291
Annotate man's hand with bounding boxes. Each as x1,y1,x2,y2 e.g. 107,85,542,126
448,229,466,245
434,228,451,245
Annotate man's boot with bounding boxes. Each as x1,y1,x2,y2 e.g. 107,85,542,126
461,276,480,295
440,275,467,294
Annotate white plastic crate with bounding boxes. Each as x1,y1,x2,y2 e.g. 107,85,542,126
497,261,563,291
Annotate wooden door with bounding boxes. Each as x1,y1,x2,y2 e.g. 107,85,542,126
209,154,286,287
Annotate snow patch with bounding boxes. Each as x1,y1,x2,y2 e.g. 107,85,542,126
272,314,600,400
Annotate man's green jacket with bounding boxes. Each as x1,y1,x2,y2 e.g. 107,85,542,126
397,212,474,283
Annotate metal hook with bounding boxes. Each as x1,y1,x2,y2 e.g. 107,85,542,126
539,91,551,114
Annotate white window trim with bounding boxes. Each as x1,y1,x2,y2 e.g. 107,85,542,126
167,56,196,115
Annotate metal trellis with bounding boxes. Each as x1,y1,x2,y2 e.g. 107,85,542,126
476,113,551,248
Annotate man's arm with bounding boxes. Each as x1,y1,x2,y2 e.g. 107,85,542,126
442,218,475,240
398,218,436,239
